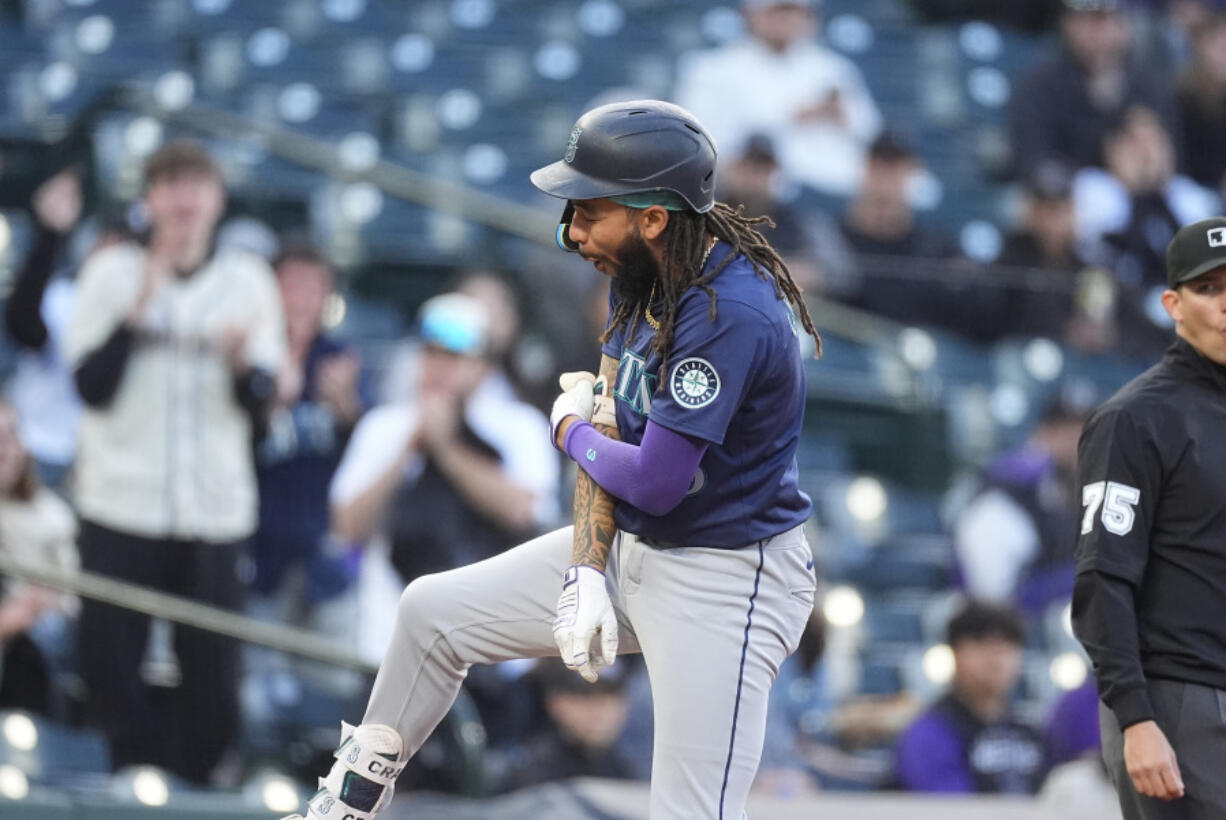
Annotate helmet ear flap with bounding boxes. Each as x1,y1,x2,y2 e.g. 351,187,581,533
556,201,580,252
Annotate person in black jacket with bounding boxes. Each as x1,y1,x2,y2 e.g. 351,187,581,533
502,657,639,792
2,168,84,488
1072,216,1226,818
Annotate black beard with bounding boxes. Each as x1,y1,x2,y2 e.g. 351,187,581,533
609,232,660,309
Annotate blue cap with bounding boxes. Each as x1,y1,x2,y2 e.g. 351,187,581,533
419,293,488,356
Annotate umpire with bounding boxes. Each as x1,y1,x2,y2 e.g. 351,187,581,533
1072,216,1226,819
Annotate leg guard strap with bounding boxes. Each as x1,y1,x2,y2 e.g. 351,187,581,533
301,722,406,819
331,722,406,789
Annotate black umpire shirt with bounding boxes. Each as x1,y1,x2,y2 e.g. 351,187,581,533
1072,336,1226,730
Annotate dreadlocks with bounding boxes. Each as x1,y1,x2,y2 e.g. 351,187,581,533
600,202,822,373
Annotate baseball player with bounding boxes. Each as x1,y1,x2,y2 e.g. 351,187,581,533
1072,217,1226,819
286,99,820,820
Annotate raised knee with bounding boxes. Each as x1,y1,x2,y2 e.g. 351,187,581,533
396,572,453,630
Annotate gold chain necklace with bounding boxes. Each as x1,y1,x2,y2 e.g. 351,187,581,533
644,237,717,331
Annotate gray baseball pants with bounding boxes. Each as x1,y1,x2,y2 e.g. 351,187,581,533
1100,679,1226,820
363,524,815,820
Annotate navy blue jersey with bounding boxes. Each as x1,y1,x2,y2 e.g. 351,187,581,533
601,242,812,547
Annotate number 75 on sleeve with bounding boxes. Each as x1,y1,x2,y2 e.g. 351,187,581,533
1081,481,1141,536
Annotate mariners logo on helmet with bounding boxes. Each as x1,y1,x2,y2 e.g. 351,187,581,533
564,127,583,164
670,358,720,409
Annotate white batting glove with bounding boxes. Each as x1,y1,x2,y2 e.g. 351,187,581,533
550,371,595,449
591,374,617,430
553,565,619,683
559,371,597,393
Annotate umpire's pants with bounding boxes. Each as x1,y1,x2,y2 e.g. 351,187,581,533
1101,679,1226,820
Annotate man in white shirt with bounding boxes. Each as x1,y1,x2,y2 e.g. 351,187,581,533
329,292,558,583
674,0,882,196
64,140,286,784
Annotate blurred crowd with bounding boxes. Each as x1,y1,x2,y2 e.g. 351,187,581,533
683,0,1226,358
0,0,1220,809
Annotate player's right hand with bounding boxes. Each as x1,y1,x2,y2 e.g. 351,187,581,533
552,564,618,683
1123,720,1184,801
549,371,595,450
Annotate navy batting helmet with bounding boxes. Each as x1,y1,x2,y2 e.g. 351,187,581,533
530,100,718,251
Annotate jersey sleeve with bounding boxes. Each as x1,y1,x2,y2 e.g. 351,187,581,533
647,297,762,445
1073,407,1163,585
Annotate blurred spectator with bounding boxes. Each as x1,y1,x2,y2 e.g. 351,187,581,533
1000,163,1089,274
502,658,639,791
717,135,855,295
3,168,85,489
64,140,286,784
895,600,1047,794
997,162,1120,348
674,0,882,196
720,136,818,259
329,292,558,584
455,270,521,373
841,133,957,261
0,398,77,716
215,216,280,262
952,398,1087,615
1074,105,1218,290
1011,0,1178,177
453,269,550,408
839,134,1002,339
1072,105,1217,354
250,241,369,614
1045,677,1102,766
1140,0,1226,74
1175,11,1226,192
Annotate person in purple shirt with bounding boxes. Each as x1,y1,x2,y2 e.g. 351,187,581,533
896,599,1048,794
1047,678,1103,766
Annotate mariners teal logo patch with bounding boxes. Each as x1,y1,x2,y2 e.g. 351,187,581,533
670,358,720,409
615,349,656,415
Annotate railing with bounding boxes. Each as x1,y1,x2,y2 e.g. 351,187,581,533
0,553,488,797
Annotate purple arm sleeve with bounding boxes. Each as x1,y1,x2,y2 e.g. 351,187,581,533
562,419,707,516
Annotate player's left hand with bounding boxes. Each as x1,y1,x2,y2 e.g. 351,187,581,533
552,564,618,683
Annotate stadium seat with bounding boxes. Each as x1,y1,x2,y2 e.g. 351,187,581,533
0,712,111,786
